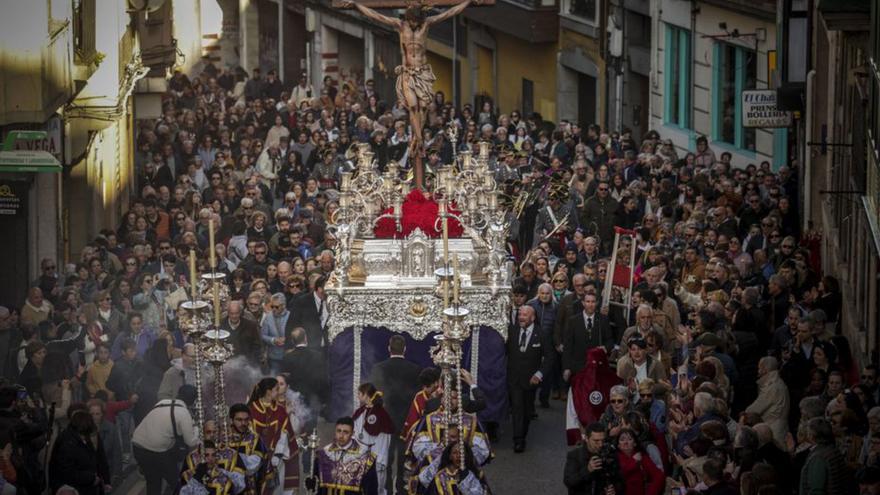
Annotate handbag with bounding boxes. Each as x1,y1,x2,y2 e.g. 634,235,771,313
169,401,190,456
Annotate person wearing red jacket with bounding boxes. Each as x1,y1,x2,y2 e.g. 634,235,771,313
402,368,441,441
616,428,664,495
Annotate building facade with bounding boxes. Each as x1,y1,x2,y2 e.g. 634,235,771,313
0,0,200,308
809,0,876,365
649,0,785,169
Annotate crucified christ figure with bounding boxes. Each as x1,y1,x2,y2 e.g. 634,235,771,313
341,0,480,187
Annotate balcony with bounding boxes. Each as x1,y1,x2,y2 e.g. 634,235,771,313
699,0,777,21
465,0,559,43
0,21,76,126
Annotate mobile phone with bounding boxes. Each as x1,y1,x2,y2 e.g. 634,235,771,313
16,390,26,400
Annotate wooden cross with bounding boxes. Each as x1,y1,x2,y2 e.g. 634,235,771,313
333,0,494,189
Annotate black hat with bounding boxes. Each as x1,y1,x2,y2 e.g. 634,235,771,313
628,337,648,349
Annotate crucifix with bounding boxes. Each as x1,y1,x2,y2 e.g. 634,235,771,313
335,0,493,190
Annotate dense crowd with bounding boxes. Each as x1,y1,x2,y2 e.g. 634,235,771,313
0,59,878,495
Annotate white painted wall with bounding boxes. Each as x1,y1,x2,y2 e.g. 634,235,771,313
651,0,779,169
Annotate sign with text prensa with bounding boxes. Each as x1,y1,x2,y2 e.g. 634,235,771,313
742,90,793,128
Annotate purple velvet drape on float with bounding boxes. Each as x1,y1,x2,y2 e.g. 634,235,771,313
328,326,508,424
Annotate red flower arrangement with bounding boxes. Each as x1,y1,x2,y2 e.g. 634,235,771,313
374,189,464,238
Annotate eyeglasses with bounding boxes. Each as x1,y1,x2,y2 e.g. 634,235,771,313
102,297,112,302
271,305,284,310
553,279,567,284
641,393,653,398
255,250,267,255
126,261,138,266
610,399,625,404
44,265,55,270
781,244,794,249
598,187,609,192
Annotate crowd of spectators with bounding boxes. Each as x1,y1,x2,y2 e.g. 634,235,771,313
0,59,877,495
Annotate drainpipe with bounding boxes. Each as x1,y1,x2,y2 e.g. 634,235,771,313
690,0,697,139
278,0,284,78
804,69,816,232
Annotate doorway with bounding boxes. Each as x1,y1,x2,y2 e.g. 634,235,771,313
577,73,597,128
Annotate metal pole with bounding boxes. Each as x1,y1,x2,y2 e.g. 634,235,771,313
453,18,458,108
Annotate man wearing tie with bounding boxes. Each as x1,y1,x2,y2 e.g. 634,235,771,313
509,285,529,328
507,305,554,453
289,275,329,349
562,291,613,382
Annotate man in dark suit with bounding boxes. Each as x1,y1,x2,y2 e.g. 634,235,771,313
507,305,554,453
280,327,328,417
368,335,421,494
222,300,263,367
563,291,613,382
289,275,329,348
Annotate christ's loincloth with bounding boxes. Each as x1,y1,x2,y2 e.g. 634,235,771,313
395,64,436,109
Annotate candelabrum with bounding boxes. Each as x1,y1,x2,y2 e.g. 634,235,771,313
199,273,229,314
333,145,409,289
180,299,211,444
431,265,470,469
203,328,233,447
336,143,408,238
435,139,502,232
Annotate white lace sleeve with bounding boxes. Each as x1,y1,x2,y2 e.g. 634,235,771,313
240,453,262,474
417,456,441,488
411,434,434,463
471,435,490,466
225,469,246,494
180,479,209,495
458,472,485,495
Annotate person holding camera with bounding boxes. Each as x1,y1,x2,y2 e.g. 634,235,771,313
563,422,623,495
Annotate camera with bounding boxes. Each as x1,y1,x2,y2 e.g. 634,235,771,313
594,442,620,489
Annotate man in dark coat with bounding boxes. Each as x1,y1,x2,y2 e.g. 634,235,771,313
563,422,621,495
368,335,421,494
280,327,328,414
579,180,619,256
563,292,613,382
288,275,329,349
222,300,263,366
49,409,111,495
507,305,554,453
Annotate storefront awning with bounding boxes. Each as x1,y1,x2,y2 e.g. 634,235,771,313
0,130,62,173
0,150,62,173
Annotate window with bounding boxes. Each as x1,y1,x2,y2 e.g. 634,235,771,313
73,0,96,63
563,0,598,24
713,43,757,151
664,24,691,129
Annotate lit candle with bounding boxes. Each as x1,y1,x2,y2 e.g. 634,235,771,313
213,282,221,327
441,201,450,309
208,219,216,268
467,194,478,212
189,250,197,300
452,255,460,305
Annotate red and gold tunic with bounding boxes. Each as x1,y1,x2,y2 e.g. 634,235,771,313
250,400,299,493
